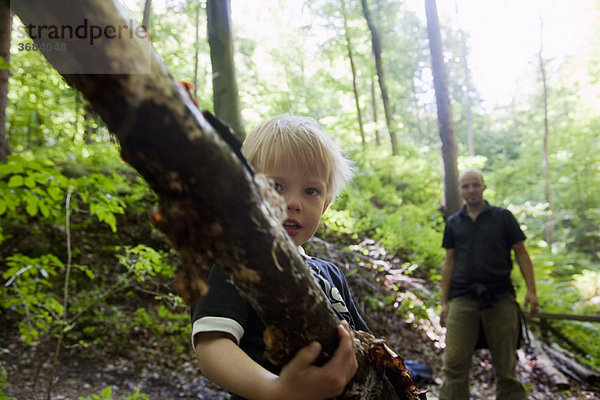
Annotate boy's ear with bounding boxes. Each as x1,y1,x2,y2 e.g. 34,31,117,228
322,200,331,214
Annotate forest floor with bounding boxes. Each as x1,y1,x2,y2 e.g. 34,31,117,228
2,237,599,400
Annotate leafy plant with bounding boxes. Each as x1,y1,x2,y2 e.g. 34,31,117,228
77,386,149,400
322,148,445,274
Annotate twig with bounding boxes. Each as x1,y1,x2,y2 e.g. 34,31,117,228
46,187,73,400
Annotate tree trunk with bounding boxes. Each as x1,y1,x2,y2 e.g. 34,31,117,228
370,78,381,146
142,0,152,33
424,0,460,218
0,0,11,162
207,0,244,138
458,27,473,156
193,3,201,100
538,20,554,245
341,0,366,149
13,1,425,398
360,0,398,156
410,76,424,139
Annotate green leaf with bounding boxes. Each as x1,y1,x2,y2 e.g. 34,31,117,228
39,202,50,218
25,197,38,216
47,185,63,201
100,385,112,399
7,175,23,188
24,175,36,188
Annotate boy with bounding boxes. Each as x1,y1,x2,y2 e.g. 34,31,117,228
191,115,368,400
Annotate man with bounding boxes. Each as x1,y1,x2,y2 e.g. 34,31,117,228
439,169,539,400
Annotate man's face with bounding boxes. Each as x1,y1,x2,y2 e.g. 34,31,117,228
263,164,330,246
459,172,486,206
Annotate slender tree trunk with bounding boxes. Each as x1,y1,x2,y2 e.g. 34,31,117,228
459,27,473,156
360,0,398,155
425,0,460,218
142,0,152,33
538,20,553,245
454,2,473,156
193,3,201,100
410,76,423,138
0,0,11,162
207,0,244,138
370,78,381,146
341,0,366,149
13,2,426,398
84,102,95,144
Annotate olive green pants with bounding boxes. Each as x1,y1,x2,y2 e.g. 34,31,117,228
439,294,526,400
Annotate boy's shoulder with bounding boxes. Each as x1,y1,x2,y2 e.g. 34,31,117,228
303,253,335,267
304,255,346,279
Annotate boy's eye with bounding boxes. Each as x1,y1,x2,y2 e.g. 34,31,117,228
305,187,320,196
272,182,283,192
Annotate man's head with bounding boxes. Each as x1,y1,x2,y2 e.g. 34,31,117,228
242,115,354,245
458,169,486,207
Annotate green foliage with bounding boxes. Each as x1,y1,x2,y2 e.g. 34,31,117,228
77,386,149,400
323,148,445,273
132,305,188,355
9,21,109,152
1,253,64,343
0,144,186,360
515,248,600,367
0,146,139,247
117,244,177,282
0,348,16,400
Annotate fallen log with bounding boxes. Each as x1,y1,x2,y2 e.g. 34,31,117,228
544,343,600,385
529,312,600,323
12,1,426,398
528,333,570,390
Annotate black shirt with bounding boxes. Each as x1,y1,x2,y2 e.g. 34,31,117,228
442,201,526,300
190,255,369,375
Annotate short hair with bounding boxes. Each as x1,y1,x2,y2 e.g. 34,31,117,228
458,168,485,184
241,114,354,201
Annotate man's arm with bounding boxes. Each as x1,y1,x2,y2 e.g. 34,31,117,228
512,241,539,317
195,322,357,400
439,248,456,327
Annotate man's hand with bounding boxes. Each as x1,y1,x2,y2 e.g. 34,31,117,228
275,321,358,400
439,302,449,327
524,289,539,318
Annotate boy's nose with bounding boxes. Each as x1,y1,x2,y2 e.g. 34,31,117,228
286,195,301,212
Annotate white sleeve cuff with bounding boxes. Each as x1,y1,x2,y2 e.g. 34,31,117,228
191,316,244,351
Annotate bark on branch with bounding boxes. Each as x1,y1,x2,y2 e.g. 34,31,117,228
13,1,426,398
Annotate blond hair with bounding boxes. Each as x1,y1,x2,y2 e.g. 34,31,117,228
241,115,354,201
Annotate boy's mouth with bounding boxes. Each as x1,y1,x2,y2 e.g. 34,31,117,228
283,219,301,235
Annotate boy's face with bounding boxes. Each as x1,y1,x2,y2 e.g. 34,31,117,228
263,164,331,246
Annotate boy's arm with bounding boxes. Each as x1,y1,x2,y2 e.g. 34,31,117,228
195,322,358,400
512,240,539,317
439,248,455,327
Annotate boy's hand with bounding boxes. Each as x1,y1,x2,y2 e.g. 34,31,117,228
274,321,358,400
